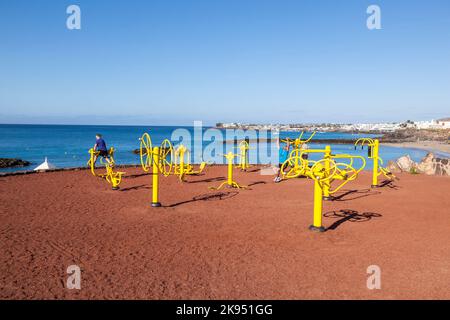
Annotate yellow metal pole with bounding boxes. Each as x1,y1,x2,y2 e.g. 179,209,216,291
323,145,332,200
372,139,379,188
309,179,325,232
238,145,244,170
179,146,185,181
294,148,299,169
111,170,120,190
88,148,96,176
243,146,249,170
152,146,161,207
295,139,300,169
227,152,233,186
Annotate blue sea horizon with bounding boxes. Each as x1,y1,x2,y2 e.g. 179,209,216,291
0,124,444,173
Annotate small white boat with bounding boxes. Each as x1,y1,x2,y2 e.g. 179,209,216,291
34,157,57,171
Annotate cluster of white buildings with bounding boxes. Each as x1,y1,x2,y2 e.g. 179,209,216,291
340,123,400,132
218,118,450,132
340,118,450,132
415,118,450,129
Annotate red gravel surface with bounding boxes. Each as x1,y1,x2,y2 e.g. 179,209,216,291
0,166,449,299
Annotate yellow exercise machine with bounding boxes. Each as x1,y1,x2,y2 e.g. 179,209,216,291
88,147,115,177
173,144,207,181
210,152,247,190
281,145,334,199
281,145,366,201
307,154,366,232
281,145,332,180
354,138,394,188
87,147,125,190
281,131,317,147
280,131,317,173
235,140,251,171
139,132,173,206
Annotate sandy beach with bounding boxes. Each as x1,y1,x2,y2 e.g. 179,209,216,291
383,141,450,156
1,166,449,299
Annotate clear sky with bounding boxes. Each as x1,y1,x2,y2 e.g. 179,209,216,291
0,0,449,125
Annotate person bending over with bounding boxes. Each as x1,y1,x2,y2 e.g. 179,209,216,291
274,138,290,183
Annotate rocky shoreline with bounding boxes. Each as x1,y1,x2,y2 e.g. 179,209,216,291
388,153,450,176
0,158,31,169
380,128,450,143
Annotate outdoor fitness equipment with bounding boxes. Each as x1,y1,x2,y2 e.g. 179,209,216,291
139,132,153,172
87,147,125,190
354,138,394,188
173,144,207,181
281,146,366,200
281,131,317,147
104,163,125,190
281,131,317,170
307,154,366,232
87,147,115,177
281,145,333,199
210,152,247,190
235,140,251,171
139,133,174,206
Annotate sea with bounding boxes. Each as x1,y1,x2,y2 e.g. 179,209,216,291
0,124,446,173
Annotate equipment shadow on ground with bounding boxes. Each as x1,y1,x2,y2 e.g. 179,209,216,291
187,176,226,184
247,181,266,187
244,167,261,173
124,172,152,179
119,184,151,192
330,188,381,201
166,191,238,207
378,179,401,189
324,209,382,231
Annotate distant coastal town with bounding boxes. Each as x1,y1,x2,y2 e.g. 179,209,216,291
216,118,450,133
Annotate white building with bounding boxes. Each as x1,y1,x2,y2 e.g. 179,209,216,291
415,120,438,129
436,118,450,129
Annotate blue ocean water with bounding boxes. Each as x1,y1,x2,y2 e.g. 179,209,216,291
0,124,443,172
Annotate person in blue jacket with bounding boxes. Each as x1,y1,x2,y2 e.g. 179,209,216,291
274,138,291,183
93,134,111,165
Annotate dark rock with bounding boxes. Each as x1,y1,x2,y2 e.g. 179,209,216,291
380,128,450,143
0,158,31,168
133,149,150,155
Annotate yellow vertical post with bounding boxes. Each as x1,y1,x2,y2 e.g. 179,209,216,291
110,169,120,190
323,145,332,200
179,146,185,181
243,146,249,170
372,139,379,188
309,179,325,232
152,146,161,207
239,145,244,170
227,152,233,186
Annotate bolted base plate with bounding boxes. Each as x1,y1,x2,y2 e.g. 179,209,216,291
323,196,333,201
151,202,162,207
371,184,379,188
309,225,326,233
112,186,120,190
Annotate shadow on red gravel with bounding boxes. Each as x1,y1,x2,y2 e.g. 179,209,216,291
324,209,382,231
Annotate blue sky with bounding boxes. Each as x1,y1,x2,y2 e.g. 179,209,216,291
0,0,449,125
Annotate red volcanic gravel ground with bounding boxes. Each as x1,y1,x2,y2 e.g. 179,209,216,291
0,165,449,299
